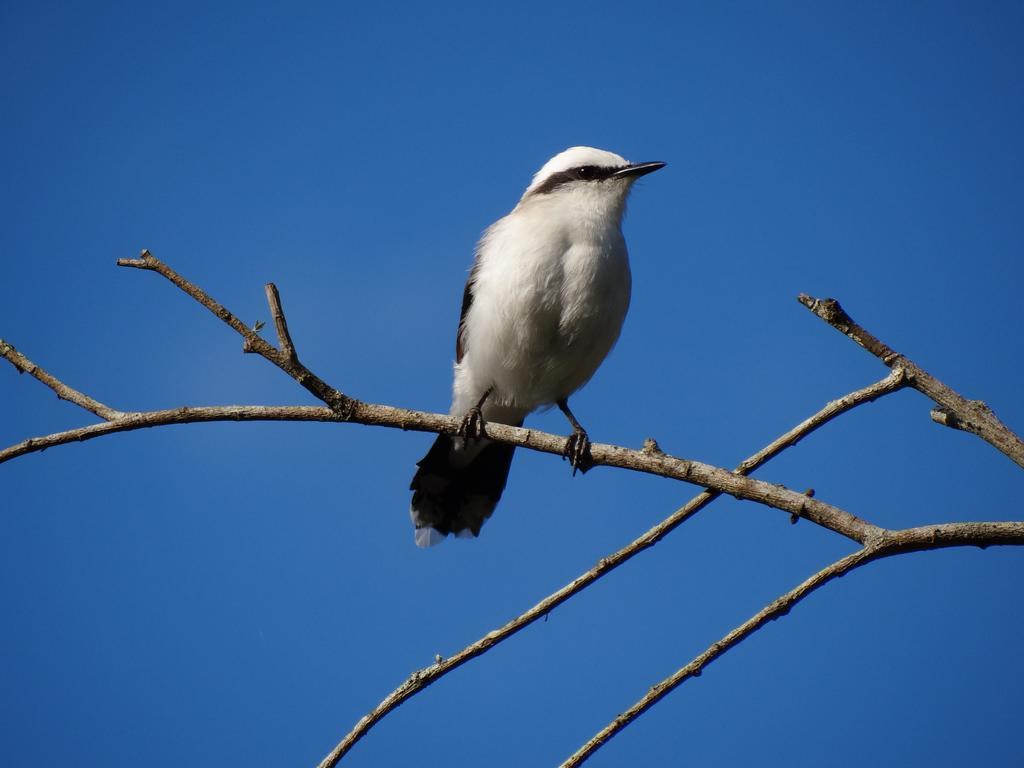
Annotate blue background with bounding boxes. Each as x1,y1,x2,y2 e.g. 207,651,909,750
2,2,1022,766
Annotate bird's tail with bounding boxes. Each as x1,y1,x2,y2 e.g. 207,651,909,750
409,428,521,547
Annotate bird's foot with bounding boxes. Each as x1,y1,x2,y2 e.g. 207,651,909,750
458,386,493,441
458,406,486,440
562,428,593,476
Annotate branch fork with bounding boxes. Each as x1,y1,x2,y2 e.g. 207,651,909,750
798,293,1024,469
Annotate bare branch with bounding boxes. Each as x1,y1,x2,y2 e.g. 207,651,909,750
560,520,1024,767
315,372,906,767
0,381,881,544
0,405,341,464
6,257,891,546
0,340,123,421
117,250,353,414
798,294,1024,469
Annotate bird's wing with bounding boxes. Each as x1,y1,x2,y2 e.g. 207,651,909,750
455,256,481,364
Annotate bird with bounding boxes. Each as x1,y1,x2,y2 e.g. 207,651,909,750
409,146,665,547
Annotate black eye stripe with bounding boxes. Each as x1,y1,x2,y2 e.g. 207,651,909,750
529,165,624,195
574,165,618,181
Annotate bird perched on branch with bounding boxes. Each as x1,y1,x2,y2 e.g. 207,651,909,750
409,146,665,547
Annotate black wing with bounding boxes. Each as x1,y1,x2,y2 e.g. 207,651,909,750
455,256,481,363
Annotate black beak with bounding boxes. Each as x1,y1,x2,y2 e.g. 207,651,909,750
613,161,666,179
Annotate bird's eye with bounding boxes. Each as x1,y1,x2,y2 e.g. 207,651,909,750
575,166,595,180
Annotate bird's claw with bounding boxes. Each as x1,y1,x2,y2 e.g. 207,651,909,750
562,429,593,475
459,407,486,440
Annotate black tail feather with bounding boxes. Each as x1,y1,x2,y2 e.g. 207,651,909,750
409,430,519,545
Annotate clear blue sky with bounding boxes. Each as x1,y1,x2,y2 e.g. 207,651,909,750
2,2,1022,766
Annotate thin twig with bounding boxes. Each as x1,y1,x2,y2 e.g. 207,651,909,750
798,294,1024,469
315,371,907,767
560,520,1024,767
265,282,298,365
0,340,124,421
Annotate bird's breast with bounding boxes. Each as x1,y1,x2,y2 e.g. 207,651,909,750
457,213,631,411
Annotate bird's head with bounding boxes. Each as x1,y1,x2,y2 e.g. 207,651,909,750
518,147,665,219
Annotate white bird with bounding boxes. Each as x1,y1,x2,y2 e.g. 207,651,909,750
410,146,665,547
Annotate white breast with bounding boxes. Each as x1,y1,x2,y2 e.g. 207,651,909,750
452,193,631,419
